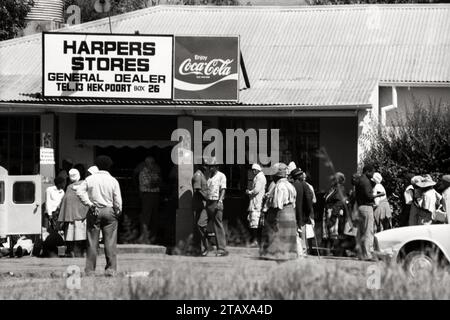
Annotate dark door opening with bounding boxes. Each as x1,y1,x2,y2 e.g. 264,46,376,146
95,145,176,246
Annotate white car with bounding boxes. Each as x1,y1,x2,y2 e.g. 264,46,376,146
374,224,450,277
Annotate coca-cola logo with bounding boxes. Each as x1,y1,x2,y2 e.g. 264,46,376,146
179,56,233,78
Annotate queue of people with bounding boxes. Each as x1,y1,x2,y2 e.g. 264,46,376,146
14,153,448,266
190,158,449,262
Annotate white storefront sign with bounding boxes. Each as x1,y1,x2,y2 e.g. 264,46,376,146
40,147,55,165
43,33,173,99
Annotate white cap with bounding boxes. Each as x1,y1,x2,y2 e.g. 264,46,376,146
69,168,80,182
252,163,262,171
372,172,383,184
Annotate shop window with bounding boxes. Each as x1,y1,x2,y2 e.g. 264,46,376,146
0,116,40,175
0,181,4,204
13,182,35,204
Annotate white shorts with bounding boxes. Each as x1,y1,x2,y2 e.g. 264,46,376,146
248,211,261,229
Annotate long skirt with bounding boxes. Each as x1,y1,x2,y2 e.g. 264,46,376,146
260,204,298,261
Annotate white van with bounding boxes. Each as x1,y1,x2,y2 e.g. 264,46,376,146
0,166,42,239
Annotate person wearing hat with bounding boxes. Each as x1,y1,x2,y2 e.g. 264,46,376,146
372,172,392,232
411,175,442,225
199,157,228,257
58,168,89,257
245,163,267,247
408,175,424,226
290,168,314,256
192,161,209,255
260,163,298,261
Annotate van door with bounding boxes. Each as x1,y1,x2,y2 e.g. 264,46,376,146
0,177,6,237
6,175,41,235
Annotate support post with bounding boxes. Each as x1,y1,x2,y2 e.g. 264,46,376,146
40,114,56,204
175,116,194,246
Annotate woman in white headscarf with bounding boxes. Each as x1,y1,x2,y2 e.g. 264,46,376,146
58,168,89,257
372,172,392,232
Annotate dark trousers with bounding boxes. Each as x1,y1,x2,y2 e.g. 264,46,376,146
198,200,227,251
141,192,160,238
86,207,118,273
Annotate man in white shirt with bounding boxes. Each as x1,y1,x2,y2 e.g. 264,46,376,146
44,176,66,231
200,157,228,257
76,155,122,276
246,163,267,247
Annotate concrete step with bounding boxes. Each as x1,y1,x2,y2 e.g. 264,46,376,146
98,244,259,256
99,244,166,255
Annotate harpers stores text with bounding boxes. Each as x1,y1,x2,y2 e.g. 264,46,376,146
63,40,156,72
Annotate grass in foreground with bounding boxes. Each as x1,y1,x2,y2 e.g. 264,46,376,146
0,259,449,300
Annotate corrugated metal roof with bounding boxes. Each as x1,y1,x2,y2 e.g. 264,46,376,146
1,4,450,106
25,0,64,23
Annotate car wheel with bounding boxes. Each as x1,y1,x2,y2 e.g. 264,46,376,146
403,250,435,278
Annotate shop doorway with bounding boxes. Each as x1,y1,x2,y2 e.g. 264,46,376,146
95,145,176,245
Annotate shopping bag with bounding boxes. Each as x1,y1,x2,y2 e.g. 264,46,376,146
305,224,315,239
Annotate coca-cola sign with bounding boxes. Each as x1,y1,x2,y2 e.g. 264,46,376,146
174,36,239,101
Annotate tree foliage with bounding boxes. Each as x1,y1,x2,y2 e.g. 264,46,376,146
0,0,34,41
362,99,450,225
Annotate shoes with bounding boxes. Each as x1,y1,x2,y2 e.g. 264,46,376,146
104,269,117,277
201,249,209,257
216,250,229,257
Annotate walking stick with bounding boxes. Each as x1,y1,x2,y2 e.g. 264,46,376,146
312,227,321,259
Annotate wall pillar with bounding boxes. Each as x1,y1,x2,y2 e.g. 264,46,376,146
357,109,375,170
40,113,56,203
175,116,194,245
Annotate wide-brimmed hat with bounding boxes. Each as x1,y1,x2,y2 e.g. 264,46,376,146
290,168,303,179
372,172,382,184
442,175,450,184
416,175,436,188
252,163,262,171
274,163,288,178
411,175,423,186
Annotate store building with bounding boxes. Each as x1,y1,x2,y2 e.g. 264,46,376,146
1,5,450,244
